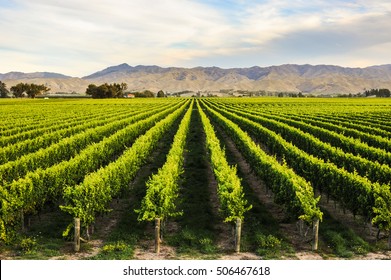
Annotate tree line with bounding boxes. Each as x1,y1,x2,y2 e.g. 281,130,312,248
0,81,167,98
3,79,388,99
86,83,166,98
0,81,50,98
363,88,391,97
85,83,128,98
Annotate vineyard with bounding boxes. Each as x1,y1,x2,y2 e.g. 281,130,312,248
0,97,391,260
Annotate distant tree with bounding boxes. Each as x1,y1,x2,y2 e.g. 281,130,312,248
85,83,128,98
134,90,155,98
0,81,9,98
143,90,155,97
10,83,49,98
120,83,128,93
86,84,98,97
10,83,28,97
364,88,391,97
379,88,391,97
97,84,109,98
26,83,50,98
112,82,128,98
157,90,165,98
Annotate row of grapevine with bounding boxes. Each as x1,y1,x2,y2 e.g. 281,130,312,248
60,101,190,251
0,104,165,163
245,108,391,166
221,100,391,152
0,103,159,144
312,111,391,131
135,100,194,253
279,111,391,140
213,102,391,185
1,97,390,254
264,110,391,152
0,103,174,184
197,100,251,252
204,100,391,233
0,101,187,243
0,104,117,140
0,100,175,138
288,108,391,132
200,100,322,249
0,109,79,135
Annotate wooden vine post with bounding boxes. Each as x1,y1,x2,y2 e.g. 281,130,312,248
155,218,161,254
74,217,81,252
298,220,304,236
235,218,242,253
388,229,391,250
20,210,25,232
312,218,319,251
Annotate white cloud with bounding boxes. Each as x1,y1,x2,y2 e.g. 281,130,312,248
0,0,233,75
0,0,391,76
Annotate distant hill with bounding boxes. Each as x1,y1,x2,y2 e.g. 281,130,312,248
0,71,72,80
2,63,391,94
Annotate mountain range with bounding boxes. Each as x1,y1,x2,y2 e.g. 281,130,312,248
1,63,391,94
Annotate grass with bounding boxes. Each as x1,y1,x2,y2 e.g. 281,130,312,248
89,215,139,260
237,187,295,259
319,209,371,258
167,228,218,258
1,208,72,259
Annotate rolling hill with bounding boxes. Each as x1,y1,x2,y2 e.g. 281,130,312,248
2,63,391,94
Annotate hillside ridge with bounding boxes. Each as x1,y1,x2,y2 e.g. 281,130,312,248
2,63,391,94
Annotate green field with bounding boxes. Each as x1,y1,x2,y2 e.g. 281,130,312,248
1,97,390,259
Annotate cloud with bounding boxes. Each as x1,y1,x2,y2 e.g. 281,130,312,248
232,0,384,45
0,0,391,75
191,0,391,67
0,0,233,74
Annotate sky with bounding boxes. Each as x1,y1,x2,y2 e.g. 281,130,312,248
1,0,391,77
